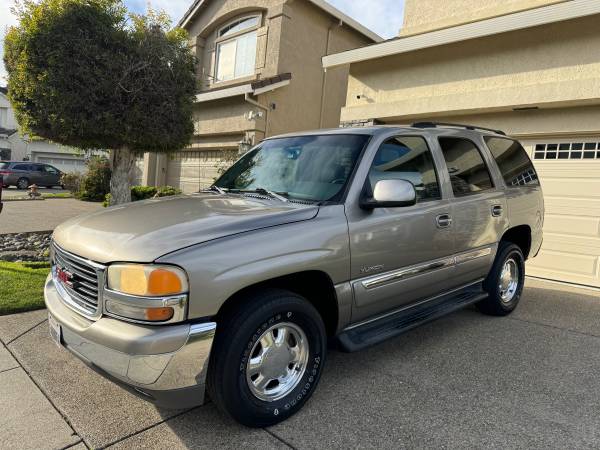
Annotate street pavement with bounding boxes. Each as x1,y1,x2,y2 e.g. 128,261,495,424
1,278,600,449
0,198,102,234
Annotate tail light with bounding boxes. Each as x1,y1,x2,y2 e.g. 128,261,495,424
0,170,12,176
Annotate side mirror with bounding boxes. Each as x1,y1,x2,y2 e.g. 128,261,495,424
360,179,417,209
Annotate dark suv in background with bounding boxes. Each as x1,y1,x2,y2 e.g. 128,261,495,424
0,161,63,189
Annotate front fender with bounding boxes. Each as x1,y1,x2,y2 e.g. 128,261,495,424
157,205,350,319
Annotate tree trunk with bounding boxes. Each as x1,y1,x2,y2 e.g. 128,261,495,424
109,146,136,205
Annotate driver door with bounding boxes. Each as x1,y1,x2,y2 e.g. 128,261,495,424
346,135,456,322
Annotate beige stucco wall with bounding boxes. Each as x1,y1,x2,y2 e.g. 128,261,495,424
341,15,600,138
400,0,568,36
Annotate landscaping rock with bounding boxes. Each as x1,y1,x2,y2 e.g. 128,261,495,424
0,232,52,262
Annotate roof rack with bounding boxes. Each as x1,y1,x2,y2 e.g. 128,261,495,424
411,122,506,136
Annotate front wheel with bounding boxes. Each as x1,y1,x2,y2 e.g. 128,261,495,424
477,242,525,316
207,289,327,427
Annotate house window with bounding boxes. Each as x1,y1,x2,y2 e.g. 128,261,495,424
534,142,600,160
215,15,260,82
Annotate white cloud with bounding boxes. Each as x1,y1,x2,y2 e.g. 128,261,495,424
0,0,405,84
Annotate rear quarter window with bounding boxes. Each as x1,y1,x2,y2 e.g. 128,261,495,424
0,162,8,169
485,137,539,187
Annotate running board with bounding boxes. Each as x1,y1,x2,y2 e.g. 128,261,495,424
337,283,488,352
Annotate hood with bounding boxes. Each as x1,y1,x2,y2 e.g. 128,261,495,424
53,194,319,263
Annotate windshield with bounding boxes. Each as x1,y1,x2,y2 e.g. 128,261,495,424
215,134,370,202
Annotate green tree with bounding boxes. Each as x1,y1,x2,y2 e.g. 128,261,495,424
4,0,196,204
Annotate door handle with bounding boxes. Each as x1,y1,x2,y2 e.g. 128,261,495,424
436,214,453,228
491,205,503,217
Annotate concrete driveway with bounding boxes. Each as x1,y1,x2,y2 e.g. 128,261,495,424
2,278,600,449
1,186,68,199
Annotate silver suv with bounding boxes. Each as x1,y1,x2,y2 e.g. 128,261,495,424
44,123,543,427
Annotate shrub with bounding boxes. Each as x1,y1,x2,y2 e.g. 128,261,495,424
104,186,181,207
131,186,157,201
60,172,82,192
78,157,111,202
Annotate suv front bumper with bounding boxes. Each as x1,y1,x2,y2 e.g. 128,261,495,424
44,274,216,409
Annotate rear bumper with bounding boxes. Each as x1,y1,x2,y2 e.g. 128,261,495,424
44,274,216,409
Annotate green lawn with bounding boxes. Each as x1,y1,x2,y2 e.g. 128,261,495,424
0,261,50,315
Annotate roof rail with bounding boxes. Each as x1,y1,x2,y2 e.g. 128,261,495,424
412,122,506,136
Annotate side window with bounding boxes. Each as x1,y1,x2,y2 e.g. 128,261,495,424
369,136,441,202
438,138,494,197
34,165,45,172
13,164,30,171
44,165,59,174
485,137,539,187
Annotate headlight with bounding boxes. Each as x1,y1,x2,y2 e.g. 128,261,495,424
105,264,189,324
107,264,188,296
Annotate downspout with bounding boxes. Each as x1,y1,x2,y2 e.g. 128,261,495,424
319,20,342,128
244,92,269,143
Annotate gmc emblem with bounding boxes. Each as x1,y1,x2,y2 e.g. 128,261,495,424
56,267,74,287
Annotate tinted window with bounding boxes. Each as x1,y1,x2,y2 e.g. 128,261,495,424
43,165,59,174
485,137,540,187
369,136,440,202
13,164,31,170
33,165,45,172
439,138,494,196
216,134,370,202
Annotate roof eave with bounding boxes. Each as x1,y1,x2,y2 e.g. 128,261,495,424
323,0,600,69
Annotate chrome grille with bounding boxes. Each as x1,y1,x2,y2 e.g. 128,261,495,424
52,244,105,319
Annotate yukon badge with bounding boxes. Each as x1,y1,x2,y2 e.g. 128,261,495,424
361,264,385,274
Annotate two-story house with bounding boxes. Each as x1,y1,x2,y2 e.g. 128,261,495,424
140,0,380,192
323,0,600,288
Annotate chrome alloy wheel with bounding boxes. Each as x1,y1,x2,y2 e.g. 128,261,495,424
246,322,309,402
499,257,519,303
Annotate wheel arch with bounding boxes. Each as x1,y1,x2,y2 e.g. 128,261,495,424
215,270,339,337
500,225,532,259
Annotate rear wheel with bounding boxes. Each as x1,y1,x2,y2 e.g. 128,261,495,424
477,242,525,316
16,177,29,190
207,289,327,427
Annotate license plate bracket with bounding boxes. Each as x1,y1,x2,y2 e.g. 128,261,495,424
48,314,62,347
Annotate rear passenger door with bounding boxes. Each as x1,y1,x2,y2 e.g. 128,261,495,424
437,137,508,285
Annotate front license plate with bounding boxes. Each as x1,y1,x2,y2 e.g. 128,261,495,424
48,314,62,347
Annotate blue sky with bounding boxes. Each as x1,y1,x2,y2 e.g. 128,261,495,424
0,0,405,83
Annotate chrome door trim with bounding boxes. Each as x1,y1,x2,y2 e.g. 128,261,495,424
358,245,495,291
454,247,492,264
346,279,485,331
361,257,455,290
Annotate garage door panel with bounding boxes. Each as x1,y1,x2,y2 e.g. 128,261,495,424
539,179,600,198
528,251,597,277
541,233,600,257
544,197,600,217
544,215,600,237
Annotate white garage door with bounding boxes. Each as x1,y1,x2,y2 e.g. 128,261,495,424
166,149,237,194
36,156,86,173
523,139,600,288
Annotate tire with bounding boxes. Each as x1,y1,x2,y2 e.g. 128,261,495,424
16,177,29,190
477,242,525,316
207,289,327,427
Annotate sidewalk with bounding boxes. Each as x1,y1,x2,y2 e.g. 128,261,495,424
0,310,83,450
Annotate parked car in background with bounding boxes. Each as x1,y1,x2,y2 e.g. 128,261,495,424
45,123,543,427
0,161,63,189
0,175,3,213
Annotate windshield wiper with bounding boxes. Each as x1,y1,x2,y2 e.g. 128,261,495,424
208,185,227,195
232,188,289,202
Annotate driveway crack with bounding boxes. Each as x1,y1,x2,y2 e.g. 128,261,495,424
6,318,48,345
508,316,600,340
